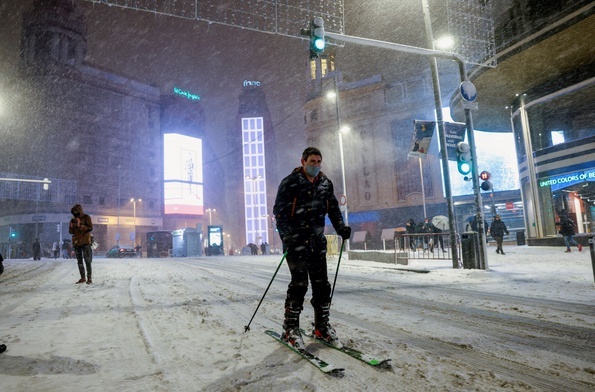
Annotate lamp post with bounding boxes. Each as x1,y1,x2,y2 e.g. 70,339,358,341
419,0,461,268
130,198,141,244
206,208,216,225
328,77,350,250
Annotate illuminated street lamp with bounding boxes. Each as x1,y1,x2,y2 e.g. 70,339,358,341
130,198,141,243
327,78,350,250
338,125,350,232
434,35,455,50
206,208,216,225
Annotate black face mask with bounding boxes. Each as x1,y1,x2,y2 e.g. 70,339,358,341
73,212,81,217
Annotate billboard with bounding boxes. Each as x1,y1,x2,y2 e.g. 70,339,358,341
163,133,203,215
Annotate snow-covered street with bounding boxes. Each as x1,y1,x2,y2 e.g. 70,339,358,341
1,245,594,391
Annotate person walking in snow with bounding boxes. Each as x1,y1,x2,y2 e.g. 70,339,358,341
405,218,417,250
490,214,509,255
68,204,93,284
416,218,435,252
52,241,59,259
555,210,582,253
273,147,351,350
32,238,41,260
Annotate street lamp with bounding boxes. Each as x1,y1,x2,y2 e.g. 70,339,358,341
328,76,350,250
434,35,455,51
421,0,462,268
206,208,216,225
130,198,141,244
338,125,350,232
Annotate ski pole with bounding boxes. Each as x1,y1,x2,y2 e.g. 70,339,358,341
244,251,288,332
329,239,346,305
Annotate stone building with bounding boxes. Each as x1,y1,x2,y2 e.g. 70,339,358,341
0,0,208,257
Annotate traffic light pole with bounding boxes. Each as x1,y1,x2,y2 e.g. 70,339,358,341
325,30,488,269
421,0,458,269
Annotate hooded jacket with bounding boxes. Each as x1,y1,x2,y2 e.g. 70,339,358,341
556,215,575,236
273,167,345,246
68,204,93,247
490,218,509,237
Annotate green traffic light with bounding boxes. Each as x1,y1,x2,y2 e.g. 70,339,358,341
456,141,471,175
457,161,471,175
313,36,325,51
310,17,325,56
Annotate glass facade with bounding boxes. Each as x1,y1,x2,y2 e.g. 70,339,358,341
512,79,595,239
242,117,268,245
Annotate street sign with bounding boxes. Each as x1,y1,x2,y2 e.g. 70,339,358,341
462,100,478,110
444,122,466,161
460,81,477,102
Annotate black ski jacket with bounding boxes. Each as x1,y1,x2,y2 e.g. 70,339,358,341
273,167,345,249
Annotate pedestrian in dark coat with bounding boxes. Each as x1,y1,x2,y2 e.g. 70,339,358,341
416,218,435,252
405,218,416,250
490,215,509,254
273,147,351,350
32,238,41,260
68,204,93,284
555,210,582,253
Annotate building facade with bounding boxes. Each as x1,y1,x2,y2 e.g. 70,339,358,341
0,0,206,257
451,0,594,244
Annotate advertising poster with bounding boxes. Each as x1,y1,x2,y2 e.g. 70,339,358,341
408,121,436,159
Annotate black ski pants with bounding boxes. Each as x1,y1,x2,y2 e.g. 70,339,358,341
284,246,331,312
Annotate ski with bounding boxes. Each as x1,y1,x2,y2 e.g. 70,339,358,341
265,330,345,376
303,329,392,369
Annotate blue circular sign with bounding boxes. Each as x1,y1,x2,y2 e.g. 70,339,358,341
460,81,477,102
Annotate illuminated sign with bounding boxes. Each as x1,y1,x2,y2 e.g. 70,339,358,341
173,87,200,101
163,133,204,215
243,80,261,87
208,225,223,247
539,169,595,191
479,171,491,180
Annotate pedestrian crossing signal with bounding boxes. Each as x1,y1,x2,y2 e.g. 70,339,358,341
481,180,493,191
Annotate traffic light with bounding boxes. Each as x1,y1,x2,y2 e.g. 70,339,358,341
479,171,492,191
456,141,472,176
9,228,16,238
301,17,325,59
480,180,493,191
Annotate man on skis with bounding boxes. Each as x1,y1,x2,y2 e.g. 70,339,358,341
273,147,351,350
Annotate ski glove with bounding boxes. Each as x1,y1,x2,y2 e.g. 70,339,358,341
337,226,352,240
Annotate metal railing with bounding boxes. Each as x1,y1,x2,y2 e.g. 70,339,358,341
393,233,455,260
